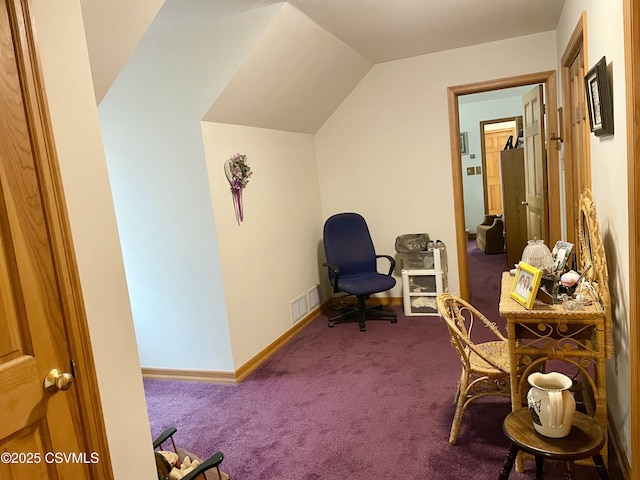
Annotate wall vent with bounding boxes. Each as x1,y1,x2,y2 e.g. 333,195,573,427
290,294,308,323
307,284,321,310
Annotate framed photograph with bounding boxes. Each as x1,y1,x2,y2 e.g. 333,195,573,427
584,56,614,137
460,131,469,155
510,262,543,309
551,240,574,273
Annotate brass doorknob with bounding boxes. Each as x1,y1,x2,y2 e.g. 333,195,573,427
44,368,74,393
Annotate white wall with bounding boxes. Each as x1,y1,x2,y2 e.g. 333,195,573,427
98,5,282,372
557,0,631,465
30,0,155,478
459,95,526,232
201,123,324,367
316,32,558,297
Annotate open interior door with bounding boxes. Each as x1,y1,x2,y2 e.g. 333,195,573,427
522,85,549,243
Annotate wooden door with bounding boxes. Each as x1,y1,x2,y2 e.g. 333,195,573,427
565,46,590,257
522,85,548,242
500,149,528,267
0,0,99,478
483,127,515,214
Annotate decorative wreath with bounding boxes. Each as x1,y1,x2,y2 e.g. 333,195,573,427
224,153,252,224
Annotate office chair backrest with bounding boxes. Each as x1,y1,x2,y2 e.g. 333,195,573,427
323,213,377,280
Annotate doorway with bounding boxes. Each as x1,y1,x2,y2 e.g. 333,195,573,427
480,117,521,216
447,71,560,300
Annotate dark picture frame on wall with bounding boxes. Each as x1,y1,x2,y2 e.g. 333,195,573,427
584,56,614,137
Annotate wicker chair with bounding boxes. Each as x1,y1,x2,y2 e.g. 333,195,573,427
436,293,512,445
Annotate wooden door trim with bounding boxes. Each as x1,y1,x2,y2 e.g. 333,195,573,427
10,0,113,477
624,0,640,477
448,71,559,299
561,11,588,68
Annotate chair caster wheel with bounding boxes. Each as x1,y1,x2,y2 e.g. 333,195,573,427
359,324,366,332
328,322,335,328
391,317,398,324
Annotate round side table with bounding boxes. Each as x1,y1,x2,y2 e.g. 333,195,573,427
499,408,609,480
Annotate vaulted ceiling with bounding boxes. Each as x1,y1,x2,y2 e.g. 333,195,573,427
80,0,565,132
141,0,566,62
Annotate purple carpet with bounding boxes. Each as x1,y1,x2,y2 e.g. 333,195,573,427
467,239,507,324
144,243,605,479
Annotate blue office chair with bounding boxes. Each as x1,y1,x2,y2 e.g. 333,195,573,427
323,213,398,332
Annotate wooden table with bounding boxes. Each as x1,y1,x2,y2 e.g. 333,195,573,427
499,408,608,479
498,272,609,465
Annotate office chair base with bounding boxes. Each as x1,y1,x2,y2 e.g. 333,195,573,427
328,299,397,332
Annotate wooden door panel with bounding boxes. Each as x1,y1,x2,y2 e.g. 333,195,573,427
0,357,42,440
0,423,53,479
487,184,502,212
0,228,23,363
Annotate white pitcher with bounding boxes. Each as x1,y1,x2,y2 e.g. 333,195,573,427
526,371,576,438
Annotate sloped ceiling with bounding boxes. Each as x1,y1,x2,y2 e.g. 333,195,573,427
202,4,372,133
81,0,566,131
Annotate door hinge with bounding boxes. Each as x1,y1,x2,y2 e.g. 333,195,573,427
70,358,76,378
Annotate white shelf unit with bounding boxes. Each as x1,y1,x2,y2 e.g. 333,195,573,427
400,247,448,316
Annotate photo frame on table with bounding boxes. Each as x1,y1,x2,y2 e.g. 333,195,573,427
584,56,614,137
551,240,574,273
510,262,543,310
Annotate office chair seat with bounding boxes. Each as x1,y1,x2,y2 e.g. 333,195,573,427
335,273,397,297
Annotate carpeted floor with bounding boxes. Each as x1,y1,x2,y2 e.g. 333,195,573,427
466,238,507,323
144,243,612,479
145,307,516,479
